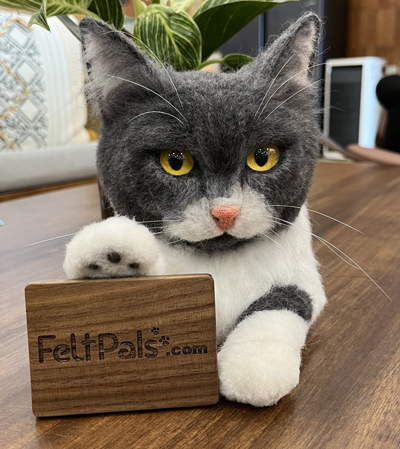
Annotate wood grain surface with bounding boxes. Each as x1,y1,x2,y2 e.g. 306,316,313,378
25,276,217,417
1,161,400,448
0,178,97,203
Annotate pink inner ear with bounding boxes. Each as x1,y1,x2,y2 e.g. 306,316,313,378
210,206,240,232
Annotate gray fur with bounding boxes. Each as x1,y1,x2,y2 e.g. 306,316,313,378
237,285,313,323
79,13,321,251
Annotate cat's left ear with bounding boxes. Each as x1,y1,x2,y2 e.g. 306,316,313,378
242,12,321,85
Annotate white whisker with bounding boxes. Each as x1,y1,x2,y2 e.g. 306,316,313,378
269,227,310,277
315,234,391,300
269,205,363,234
22,233,77,248
163,238,184,246
107,75,187,122
270,217,359,269
132,36,184,111
270,217,391,301
257,62,326,117
255,229,284,250
136,219,179,224
128,111,184,125
254,54,294,118
247,225,308,275
263,79,322,121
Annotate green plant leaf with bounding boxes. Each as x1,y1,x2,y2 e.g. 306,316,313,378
0,1,39,10
27,0,96,31
28,0,50,31
196,52,253,70
88,0,125,29
133,4,202,71
131,0,147,17
221,53,254,70
0,0,124,31
193,0,298,60
170,0,198,13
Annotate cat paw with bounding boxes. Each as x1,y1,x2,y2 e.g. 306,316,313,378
218,341,301,407
218,311,307,407
64,216,164,279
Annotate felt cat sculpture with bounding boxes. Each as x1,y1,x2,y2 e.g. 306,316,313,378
64,12,327,407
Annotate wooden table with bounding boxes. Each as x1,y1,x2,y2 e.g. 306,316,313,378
1,162,399,449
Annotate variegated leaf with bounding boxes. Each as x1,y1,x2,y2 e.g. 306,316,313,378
170,0,198,13
26,0,95,30
0,1,41,10
88,0,125,29
133,4,202,71
28,0,50,31
193,0,298,60
221,53,254,71
0,0,123,31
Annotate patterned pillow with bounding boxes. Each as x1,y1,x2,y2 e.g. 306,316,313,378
0,11,89,152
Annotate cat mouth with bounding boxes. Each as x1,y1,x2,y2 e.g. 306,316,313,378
181,233,254,251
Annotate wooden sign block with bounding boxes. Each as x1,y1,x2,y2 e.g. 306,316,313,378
25,275,218,417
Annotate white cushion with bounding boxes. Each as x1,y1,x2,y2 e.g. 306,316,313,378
0,11,89,152
0,142,97,192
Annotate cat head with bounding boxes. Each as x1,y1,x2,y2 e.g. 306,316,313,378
80,13,321,251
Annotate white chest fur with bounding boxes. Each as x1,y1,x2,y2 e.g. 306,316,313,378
161,207,326,342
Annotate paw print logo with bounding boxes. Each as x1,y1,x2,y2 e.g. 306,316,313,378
151,327,160,335
159,336,170,346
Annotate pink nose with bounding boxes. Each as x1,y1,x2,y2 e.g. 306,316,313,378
210,206,240,232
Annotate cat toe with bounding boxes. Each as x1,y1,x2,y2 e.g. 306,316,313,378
107,252,121,263
64,216,164,279
88,263,101,271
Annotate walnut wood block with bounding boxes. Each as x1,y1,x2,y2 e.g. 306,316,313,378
25,275,218,417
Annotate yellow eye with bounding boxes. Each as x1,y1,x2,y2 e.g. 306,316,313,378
247,145,279,172
160,149,194,176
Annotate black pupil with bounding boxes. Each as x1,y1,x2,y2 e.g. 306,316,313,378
169,151,184,171
254,148,269,167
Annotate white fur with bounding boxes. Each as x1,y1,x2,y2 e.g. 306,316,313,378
64,216,164,279
162,206,326,340
218,310,308,406
165,183,275,242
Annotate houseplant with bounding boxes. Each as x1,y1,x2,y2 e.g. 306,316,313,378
0,0,296,71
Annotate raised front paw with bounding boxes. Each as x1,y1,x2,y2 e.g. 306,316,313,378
218,311,307,407
63,216,164,279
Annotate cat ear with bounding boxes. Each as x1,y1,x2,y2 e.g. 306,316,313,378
244,12,321,85
79,18,161,113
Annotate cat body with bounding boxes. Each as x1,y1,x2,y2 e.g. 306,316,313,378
64,13,327,407
162,206,325,341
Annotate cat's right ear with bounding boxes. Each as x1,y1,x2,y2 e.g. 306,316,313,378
79,18,161,116
240,12,321,86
